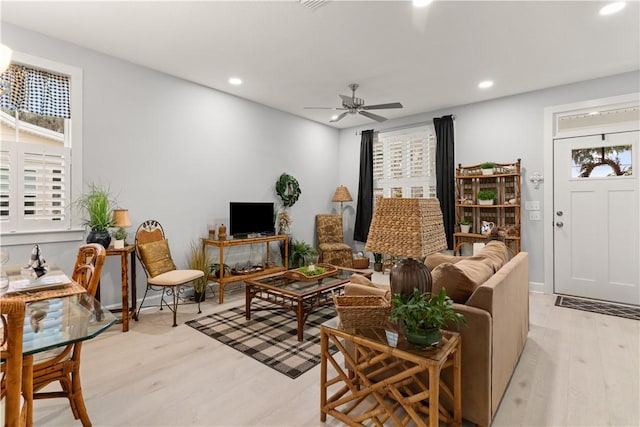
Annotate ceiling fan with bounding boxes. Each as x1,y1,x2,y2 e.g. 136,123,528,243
305,83,403,123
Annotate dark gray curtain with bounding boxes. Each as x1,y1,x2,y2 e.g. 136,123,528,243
433,115,455,249
354,129,374,242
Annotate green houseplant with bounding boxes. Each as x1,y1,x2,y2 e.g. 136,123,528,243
391,287,466,348
112,227,127,249
477,190,496,205
480,162,495,175
373,253,383,272
75,183,115,248
187,241,212,304
290,239,317,269
459,219,471,234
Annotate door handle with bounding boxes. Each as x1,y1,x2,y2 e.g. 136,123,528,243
556,221,564,228
556,211,563,216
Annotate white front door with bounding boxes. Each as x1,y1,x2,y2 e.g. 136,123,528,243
554,131,639,305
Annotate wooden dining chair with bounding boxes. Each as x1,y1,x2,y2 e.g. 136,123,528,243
134,219,204,327
30,243,106,427
1,299,27,427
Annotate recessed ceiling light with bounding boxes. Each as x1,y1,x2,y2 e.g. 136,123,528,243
228,77,242,85
478,80,494,89
600,2,626,15
413,0,432,8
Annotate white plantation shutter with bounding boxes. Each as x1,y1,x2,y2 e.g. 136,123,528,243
373,125,437,200
0,142,70,232
0,149,10,221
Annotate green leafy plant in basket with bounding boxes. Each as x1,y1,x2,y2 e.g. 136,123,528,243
391,288,466,348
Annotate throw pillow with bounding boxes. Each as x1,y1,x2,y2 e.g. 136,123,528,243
477,241,508,272
424,252,469,270
350,273,375,287
431,258,494,304
138,239,177,277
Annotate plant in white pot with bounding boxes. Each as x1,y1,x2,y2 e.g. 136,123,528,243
391,288,466,348
459,219,471,234
480,162,495,175
112,227,127,249
477,190,496,205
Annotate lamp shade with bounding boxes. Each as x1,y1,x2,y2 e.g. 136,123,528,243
332,185,353,203
365,198,447,258
112,209,132,228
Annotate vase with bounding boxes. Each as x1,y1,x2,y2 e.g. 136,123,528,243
87,230,111,248
402,326,442,349
193,290,206,303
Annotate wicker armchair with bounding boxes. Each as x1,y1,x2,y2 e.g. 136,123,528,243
316,214,353,268
1,299,27,427
31,243,106,427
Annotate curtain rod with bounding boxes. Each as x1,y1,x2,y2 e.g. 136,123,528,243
354,115,456,136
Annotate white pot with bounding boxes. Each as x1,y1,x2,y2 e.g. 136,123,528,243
478,199,494,205
482,168,494,175
460,224,471,233
113,239,125,249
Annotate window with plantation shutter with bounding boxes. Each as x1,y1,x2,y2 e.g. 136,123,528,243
0,52,83,244
373,125,437,202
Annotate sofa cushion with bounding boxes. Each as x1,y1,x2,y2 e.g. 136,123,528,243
431,258,494,303
476,241,508,272
349,273,375,287
424,252,470,270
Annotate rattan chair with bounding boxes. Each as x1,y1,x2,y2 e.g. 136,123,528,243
316,214,353,268
30,243,106,427
1,299,27,427
135,220,204,327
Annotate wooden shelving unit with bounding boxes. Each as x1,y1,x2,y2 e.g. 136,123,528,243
454,159,521,256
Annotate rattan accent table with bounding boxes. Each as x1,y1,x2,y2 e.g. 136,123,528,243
320,319,462,427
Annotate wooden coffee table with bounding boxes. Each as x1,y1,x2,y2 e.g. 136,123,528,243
244,265,372,341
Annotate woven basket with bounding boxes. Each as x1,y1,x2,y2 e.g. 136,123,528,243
333,293,391,329
352,257,370,269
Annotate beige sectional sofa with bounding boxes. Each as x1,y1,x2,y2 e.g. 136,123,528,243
344,241,529,427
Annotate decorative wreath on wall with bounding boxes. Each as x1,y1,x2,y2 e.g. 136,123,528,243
276,173,301,208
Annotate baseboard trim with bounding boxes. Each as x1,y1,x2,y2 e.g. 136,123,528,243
529,281,545,294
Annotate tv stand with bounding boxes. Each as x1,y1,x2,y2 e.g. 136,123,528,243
202,234,288,304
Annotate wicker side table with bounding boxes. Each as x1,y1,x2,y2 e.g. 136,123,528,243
320,319,462,427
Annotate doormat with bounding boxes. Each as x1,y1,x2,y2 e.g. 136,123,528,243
186,303,338,379
555,295,640,321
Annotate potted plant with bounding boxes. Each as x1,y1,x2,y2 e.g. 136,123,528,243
373,253,383,272
477,190,496,205
187,241,212,304
290,239,317,269
391,288,466,348
75,183,115,248
480,162,495,175
112,227,127,249
459,219,471,234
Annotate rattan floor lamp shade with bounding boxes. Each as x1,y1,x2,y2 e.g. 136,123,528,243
365,198,447,297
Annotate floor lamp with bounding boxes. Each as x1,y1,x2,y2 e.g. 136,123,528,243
365,197,447,298
332,185,352,215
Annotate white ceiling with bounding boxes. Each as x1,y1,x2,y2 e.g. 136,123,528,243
2,1,639,129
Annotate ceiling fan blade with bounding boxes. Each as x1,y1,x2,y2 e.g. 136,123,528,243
303,106,346,110
362,102,403,110
330,112,349,123
359,110,387,122
339,94,356,108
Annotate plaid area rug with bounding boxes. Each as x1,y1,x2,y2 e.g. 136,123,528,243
555,295,640,321
186,303,338,379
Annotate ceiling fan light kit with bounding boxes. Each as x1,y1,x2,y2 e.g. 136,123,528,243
305,83,403,123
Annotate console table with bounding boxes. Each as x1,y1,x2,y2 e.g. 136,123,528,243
202,235,288,304
320,319,462,427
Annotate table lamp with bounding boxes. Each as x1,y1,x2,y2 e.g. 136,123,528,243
112,209,132,244
332,185,353,214
365,198,447,298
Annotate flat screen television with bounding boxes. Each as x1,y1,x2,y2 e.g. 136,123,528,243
229,202,275,237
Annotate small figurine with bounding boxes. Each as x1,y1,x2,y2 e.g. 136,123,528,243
218,224,227,240
26,244,48,278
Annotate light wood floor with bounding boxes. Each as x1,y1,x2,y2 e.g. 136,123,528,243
33,284,639,427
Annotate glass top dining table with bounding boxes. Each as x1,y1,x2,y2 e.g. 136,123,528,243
1,266,117,357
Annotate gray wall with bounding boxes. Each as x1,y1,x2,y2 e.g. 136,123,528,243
3,23,638,303
338,70,640,285
1,24,339,306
